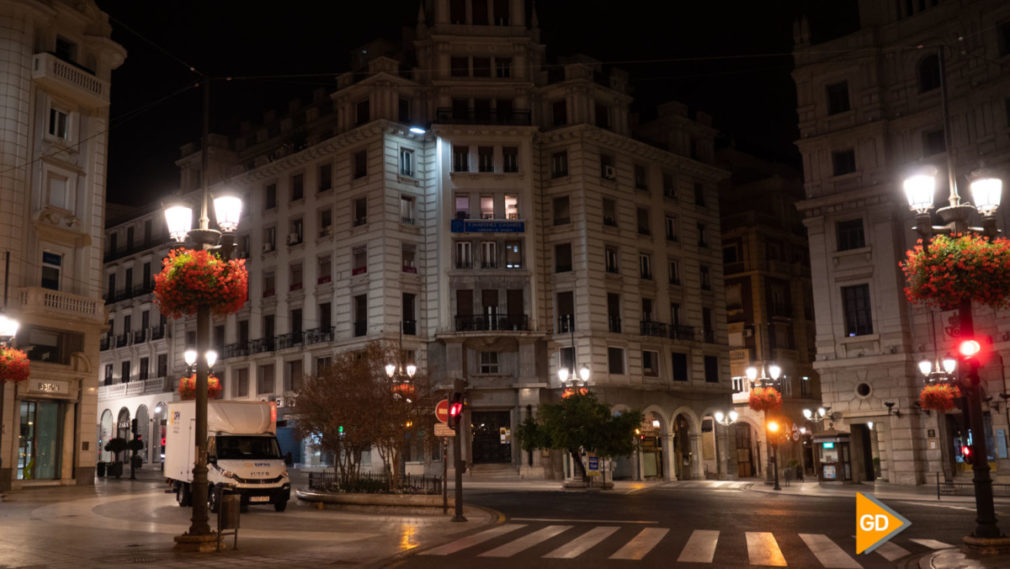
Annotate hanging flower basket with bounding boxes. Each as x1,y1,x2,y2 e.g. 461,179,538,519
178,374,223,400
748,386,782,412
901,234,1010,310
919,383,961,412
154,248,248,318
0,347,30,383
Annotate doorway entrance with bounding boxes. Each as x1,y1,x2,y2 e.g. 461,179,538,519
471,411,511,464
673,414,692,480
17,400,63,480
734,422,755,477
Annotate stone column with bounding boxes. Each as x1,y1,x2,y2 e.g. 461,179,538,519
663,433,675,481
690,433,702,479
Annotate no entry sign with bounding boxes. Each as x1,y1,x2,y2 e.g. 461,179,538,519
435,399,449,423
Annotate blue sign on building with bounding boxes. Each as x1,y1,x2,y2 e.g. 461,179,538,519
588,456,599,471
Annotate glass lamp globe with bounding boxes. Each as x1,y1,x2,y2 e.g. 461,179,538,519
164,204,193,243
557,367,570,383
184,349,197,366
903,174,936,214
970,177,1002,217
0,314,19,339
406,364,417,378
213,194,243,233
579,365,591,382
803,408,813,420
817,407,827,418
745,366,758,381
205,350,218,369
768,364,782,380
714,411,725,423
942,357,957,374
728,410,738,423
918,360,933,377
385,363,397,378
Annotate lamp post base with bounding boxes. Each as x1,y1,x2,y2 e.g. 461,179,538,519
963,535,1010,555
174,532,221,552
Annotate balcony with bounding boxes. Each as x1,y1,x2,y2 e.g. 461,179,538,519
703,328,716,343
435,107,531,126
608,316,622,333
16,286,103,324
99,336,112,351
454,259,473,270
249,338,275,354
150,325,166,340
305,327,335,344
133,329,147,343
223,342,250,359
32,52,108,109
640,320,668,338
351,267,367,276
276,332,303,349
402,320,417,335
455,314,529,332
98,377,170,400
116,333,130,348
670,325,695,341
354,321,367,337
557,316,573,333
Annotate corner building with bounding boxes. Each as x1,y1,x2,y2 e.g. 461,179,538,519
101,1,730,480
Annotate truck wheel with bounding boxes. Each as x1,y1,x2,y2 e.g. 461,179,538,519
177,483,191,507
274,499,288,512
209,486,220,514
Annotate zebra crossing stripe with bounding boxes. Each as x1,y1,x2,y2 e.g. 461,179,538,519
799,533,862,569
480,525,572,558
609,527,670,560
677,529,719,563
421,524,526,555
908,538,953,550
874,541,911,562
543,526,619,558
746,532,787,567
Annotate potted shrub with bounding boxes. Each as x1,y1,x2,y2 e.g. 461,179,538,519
104,437,129,478
127,438,144,480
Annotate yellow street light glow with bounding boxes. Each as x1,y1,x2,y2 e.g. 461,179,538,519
767,420,780,433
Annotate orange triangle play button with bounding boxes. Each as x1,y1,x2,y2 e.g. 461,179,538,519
856,492,912,554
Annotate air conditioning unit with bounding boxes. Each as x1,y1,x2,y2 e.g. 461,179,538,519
742,328,754,338
263,242,274,252
287,233,301,245
603,165,616,180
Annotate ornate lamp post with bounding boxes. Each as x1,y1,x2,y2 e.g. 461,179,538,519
558,314,591,395
746,364,782,389
165,78,243,549
767,419,782,491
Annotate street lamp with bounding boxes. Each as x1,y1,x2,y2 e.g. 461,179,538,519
745,364,782,389
713,410,739,426
166,77,243,548
767,419,782,491
558,314,590,393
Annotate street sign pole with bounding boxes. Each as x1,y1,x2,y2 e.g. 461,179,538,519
452,379,467,522
442,438,448,515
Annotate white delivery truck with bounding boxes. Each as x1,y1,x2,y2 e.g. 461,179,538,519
165,400,290,512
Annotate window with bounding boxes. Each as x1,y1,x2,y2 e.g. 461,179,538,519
402,243,417,273
235,368,249,397
503,147,518,172
701,265,712,290
505,240,522,269
451,56,468,77
138,357,149,380
607,293,621,332
263,272,275,297
603,198,617,226
553,196,570,225
399,148,414,176
399,97,410,123
352,247,367,275
842,284,873,336
493,0,510,25
642,350,659,376
505,194,519,220
285,359,304,392
479,352,499,374
557,291,574,331
353,294,367,337
318,255,332,284
480,241,497,268
704,355,719,383
832,149,856,176
121,360,131,383
697,223,708,247
665,215,677,241
1000,21,1010,56
560,347,574,371
918,54,940,92
668,260,681,285
264,226,276,252
353,197,367,226
124,268,133,292
495,57,511,78
318,163,332,192
922,129,946,156
480,195,494,219
107,274,115,299
473,57,491,77
41,252,61,290
702,307,715,343
607,347,624,374
694,183,706,207
639,253,652,280
455,241,472,268
258,364,275,395
826,81,850,115
552,100,567,126
265,183,277,209
600,154,615,179
672,352,688,381
356,99,370,126
319,302,332,332
662,172,676,199
641,297,654,321
478,146,494,172
605,246,619,274
157,353,168,377
353,150,367,178
47,173,71,211
472,0,489,24
836,219,865,251
288,218,303,245
104,363,113,385
723,245,740,264
319,208,333,236
637,208,650,235
402,293,416,335
455,194,470,219
54,36,77,62
291,173,304,201
595,101,610,129
551,151,568,177
48,107,69,139
634,164,648,190
400,195,416,224
453,145,469,172
289,263,303,290
555,243,572,272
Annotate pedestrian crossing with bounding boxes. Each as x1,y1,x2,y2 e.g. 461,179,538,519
419,523,955,566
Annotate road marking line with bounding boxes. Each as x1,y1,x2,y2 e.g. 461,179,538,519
609,527,669,560
874,541,911,562
480,525,571,558
677,529,719,563
909,538,954,550
510,517,658,524
746,532,787,566
420,524,526,555
543,526,619,558
799,534,862,568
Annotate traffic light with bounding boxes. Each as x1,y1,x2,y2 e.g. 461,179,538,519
448,379,465,430
958,338,981,360
961,444,973,461
130,418,138,435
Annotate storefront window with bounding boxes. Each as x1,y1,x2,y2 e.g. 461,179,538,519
17,401,62,480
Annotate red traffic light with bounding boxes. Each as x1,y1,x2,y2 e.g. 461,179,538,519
961,445,973,460
959,339,982,358
449,402,463,418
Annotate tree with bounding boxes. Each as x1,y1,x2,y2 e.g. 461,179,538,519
127,438,144,480
104,437,129,479
292,341,434,490
518,393,642,483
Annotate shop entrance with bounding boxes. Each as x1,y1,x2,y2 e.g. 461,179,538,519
17,400,63,480
471,411,511,464
734,422,755,477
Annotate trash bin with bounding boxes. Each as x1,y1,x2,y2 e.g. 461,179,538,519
218,492,240,551
96,462,106,477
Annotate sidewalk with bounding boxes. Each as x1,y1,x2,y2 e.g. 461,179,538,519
743,478,1010,505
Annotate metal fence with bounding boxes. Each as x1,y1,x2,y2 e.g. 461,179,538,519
308,471,443,495
936,472,1010,499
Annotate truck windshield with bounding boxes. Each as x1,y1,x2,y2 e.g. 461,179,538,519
214,436,282,460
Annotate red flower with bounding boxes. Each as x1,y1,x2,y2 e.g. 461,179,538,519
0,347,29,382
154,249,248,318
748,386,782,412
901,234,1010,309
919,383,960,412
177,374,223,400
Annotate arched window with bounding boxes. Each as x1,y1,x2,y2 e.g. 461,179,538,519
918,54,941,93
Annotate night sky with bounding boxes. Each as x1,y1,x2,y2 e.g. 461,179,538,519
96,0,856,207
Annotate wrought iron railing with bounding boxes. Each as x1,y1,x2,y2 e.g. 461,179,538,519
640,320,668,338
307,471,442,495
455,314,529,332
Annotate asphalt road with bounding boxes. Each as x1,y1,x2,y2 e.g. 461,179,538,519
393,484,1010,569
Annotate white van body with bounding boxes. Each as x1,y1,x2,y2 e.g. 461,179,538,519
165,400,290,512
